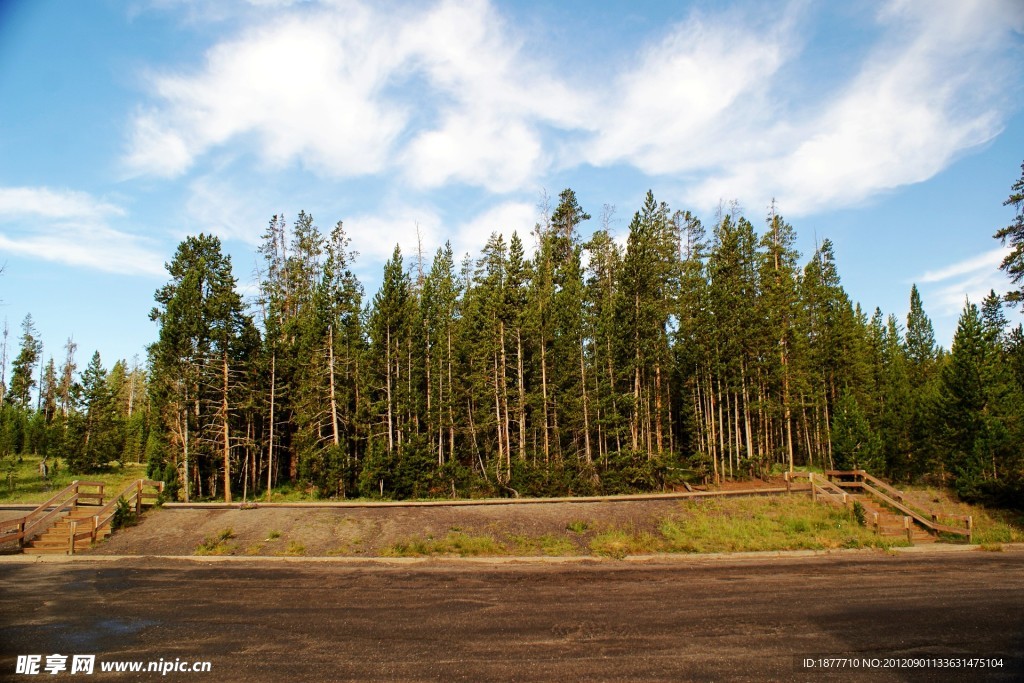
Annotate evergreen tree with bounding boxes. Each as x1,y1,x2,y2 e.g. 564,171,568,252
149,234,253,501
995,161,1024,306
6,315,41,409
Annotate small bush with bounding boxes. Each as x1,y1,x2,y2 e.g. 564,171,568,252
194,528,235,555
566,520,590,534
111,497,138,531
852,501,866,527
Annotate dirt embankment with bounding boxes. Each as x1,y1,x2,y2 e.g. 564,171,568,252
84,496,700,557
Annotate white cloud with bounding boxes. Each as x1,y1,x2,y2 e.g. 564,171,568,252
451,200,538,258
345,205,443,268
0,187,124,220
916,247,1012,316
583,11,791,174
125,4,408,178
126,0,589,193
126,0,1023,214
0,187,164,276
685,0,1021,214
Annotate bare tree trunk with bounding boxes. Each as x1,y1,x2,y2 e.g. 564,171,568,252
386,327,394,454
741,361,754,466
183,383,190,503
223,351,232,503
327,326,340,447
267,352,275,501
655,362,663,455
517,329,526,462
541,336,550,464
580,335,592,465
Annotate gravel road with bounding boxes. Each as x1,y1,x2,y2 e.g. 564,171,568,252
2,551,1022,681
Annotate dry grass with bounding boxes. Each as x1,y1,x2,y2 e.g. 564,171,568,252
383,531,508,557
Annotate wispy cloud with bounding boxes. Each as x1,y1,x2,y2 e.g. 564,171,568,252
125,0,1023,216
0,186,165,276
581,8,793,175
915,247,1012,315
684,0,1022,214
125,0,587,192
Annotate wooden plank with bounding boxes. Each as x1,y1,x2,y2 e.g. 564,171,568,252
861,482,969,538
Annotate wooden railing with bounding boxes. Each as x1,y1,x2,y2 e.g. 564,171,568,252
0,480,105,547
65,479,164,555
0,479,163,553
785,471,850,507
826,470,973,542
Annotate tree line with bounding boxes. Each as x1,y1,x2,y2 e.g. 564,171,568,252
3,166,1023,506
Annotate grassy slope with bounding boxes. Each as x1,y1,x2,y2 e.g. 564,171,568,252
0,454,147,505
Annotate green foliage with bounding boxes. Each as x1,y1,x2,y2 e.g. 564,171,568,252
831,389,881,472
852,501,866,527
7,167,1024,509
195,529,236,556
111,496,138,531
994,161,1024,306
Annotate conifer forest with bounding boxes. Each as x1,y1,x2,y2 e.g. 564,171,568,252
3,165,1024,507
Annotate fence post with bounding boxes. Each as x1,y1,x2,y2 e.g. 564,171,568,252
785,472,791,494
967,516,973,544
69,520,77,556
18,520,25,548
136,481,143,515
873,512,879,535
904,516,913,544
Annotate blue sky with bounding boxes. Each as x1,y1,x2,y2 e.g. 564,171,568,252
0,0,1022,373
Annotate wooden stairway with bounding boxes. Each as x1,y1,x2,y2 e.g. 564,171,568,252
852,494,935,544
788,470,973,544
1,479,164,556
22,506,111,555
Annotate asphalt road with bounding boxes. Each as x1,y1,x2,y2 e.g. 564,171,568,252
1,552,1022,682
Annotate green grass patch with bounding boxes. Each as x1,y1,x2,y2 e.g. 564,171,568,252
590,529,661,559
0,454,147,504
566,520,590,534
195,528,236,555
280,541,306,556
657,496,902,553
509,533,578,556
266,530,281,540
383,532,506,557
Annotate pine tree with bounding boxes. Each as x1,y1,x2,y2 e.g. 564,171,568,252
149,234,253,501
995,161,1024,306
940,301,988,494
6,315,42,409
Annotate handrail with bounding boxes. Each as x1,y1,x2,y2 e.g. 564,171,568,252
800,470,973,542
1,481,81,546
858,472,907,504
2,479,164,553
859,481,971,539
75,479,164,553
810,473,849,500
